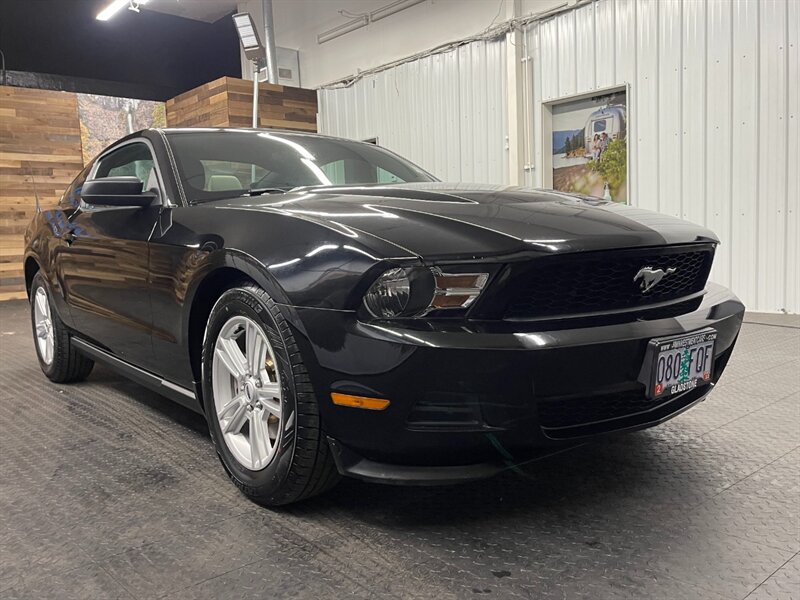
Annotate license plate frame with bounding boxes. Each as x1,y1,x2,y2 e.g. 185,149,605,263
638,328,717,399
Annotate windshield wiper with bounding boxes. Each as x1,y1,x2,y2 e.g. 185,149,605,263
242,187,288,197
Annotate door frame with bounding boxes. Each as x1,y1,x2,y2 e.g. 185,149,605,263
84,137,170,215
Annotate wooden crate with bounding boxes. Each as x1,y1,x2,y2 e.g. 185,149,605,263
166,76,317,131
0,85,84,301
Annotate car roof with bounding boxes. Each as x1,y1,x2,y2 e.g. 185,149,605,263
154,127,356,143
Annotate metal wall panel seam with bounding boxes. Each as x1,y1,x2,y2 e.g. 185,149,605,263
757,0,789,311
726,0,735,290
703,0,709,230
678,0,685,222
681,0,708,226
730,0,760,309
657,0,682,221
635,0,659,213
786,0,799,311
783,0,790,312
705,0,734,287
613,0,617,84
754,0,761,310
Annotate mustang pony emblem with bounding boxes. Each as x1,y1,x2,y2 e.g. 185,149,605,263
634,266,676,293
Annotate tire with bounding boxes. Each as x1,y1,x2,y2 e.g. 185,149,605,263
201,282,339,506
30,271,94,383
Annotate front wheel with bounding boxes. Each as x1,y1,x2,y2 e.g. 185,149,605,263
201,283,339,506
30,271,94,383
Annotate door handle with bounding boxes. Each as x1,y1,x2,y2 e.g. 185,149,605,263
62,232,76,245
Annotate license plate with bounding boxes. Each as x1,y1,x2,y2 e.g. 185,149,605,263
645,329,717,399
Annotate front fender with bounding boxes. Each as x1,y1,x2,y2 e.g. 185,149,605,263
184,248,295,307
149,205,419,388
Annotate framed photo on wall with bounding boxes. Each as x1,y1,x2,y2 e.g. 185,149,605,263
542,85,630,204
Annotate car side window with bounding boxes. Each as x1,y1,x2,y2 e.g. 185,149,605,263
94,142,158,190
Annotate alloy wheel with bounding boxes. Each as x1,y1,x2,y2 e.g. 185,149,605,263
33,287,54,365
211,315,282,471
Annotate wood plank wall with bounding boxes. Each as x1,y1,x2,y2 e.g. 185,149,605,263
166,76,317,131
0,77,317,301
163,77,231,128
0,86,84,301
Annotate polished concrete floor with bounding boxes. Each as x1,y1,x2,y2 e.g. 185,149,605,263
0,299,798,599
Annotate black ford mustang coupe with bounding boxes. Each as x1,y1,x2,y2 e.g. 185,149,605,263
24,129,744,505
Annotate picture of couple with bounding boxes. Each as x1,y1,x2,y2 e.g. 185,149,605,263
589,132,610,161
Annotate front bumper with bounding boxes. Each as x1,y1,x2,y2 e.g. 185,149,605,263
289,283,744,484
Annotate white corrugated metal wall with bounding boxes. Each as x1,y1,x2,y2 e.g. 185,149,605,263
526,0,798,313
318,39,509,184
318,0,798,313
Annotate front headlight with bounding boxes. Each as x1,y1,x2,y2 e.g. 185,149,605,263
363,267,412,318
362,266,490,319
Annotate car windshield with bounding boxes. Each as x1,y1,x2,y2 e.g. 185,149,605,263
165,130,436,203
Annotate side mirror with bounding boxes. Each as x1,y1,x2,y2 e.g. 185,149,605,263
81,176,157,207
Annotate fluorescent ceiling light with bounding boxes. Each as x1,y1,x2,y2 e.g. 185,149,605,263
370,0,425,22
316,0,424,45
96,0,149,21
97,0,127,21
317,16,368,44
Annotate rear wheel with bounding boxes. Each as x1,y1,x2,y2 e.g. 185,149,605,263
30,272,94,383
201,283,339,506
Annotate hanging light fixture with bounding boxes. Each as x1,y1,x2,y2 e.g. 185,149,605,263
96,0,150,22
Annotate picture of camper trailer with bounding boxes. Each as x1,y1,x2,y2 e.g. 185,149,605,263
584,104,627,155
550,90,628,203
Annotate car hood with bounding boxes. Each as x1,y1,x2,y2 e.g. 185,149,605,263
217,183,718,260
